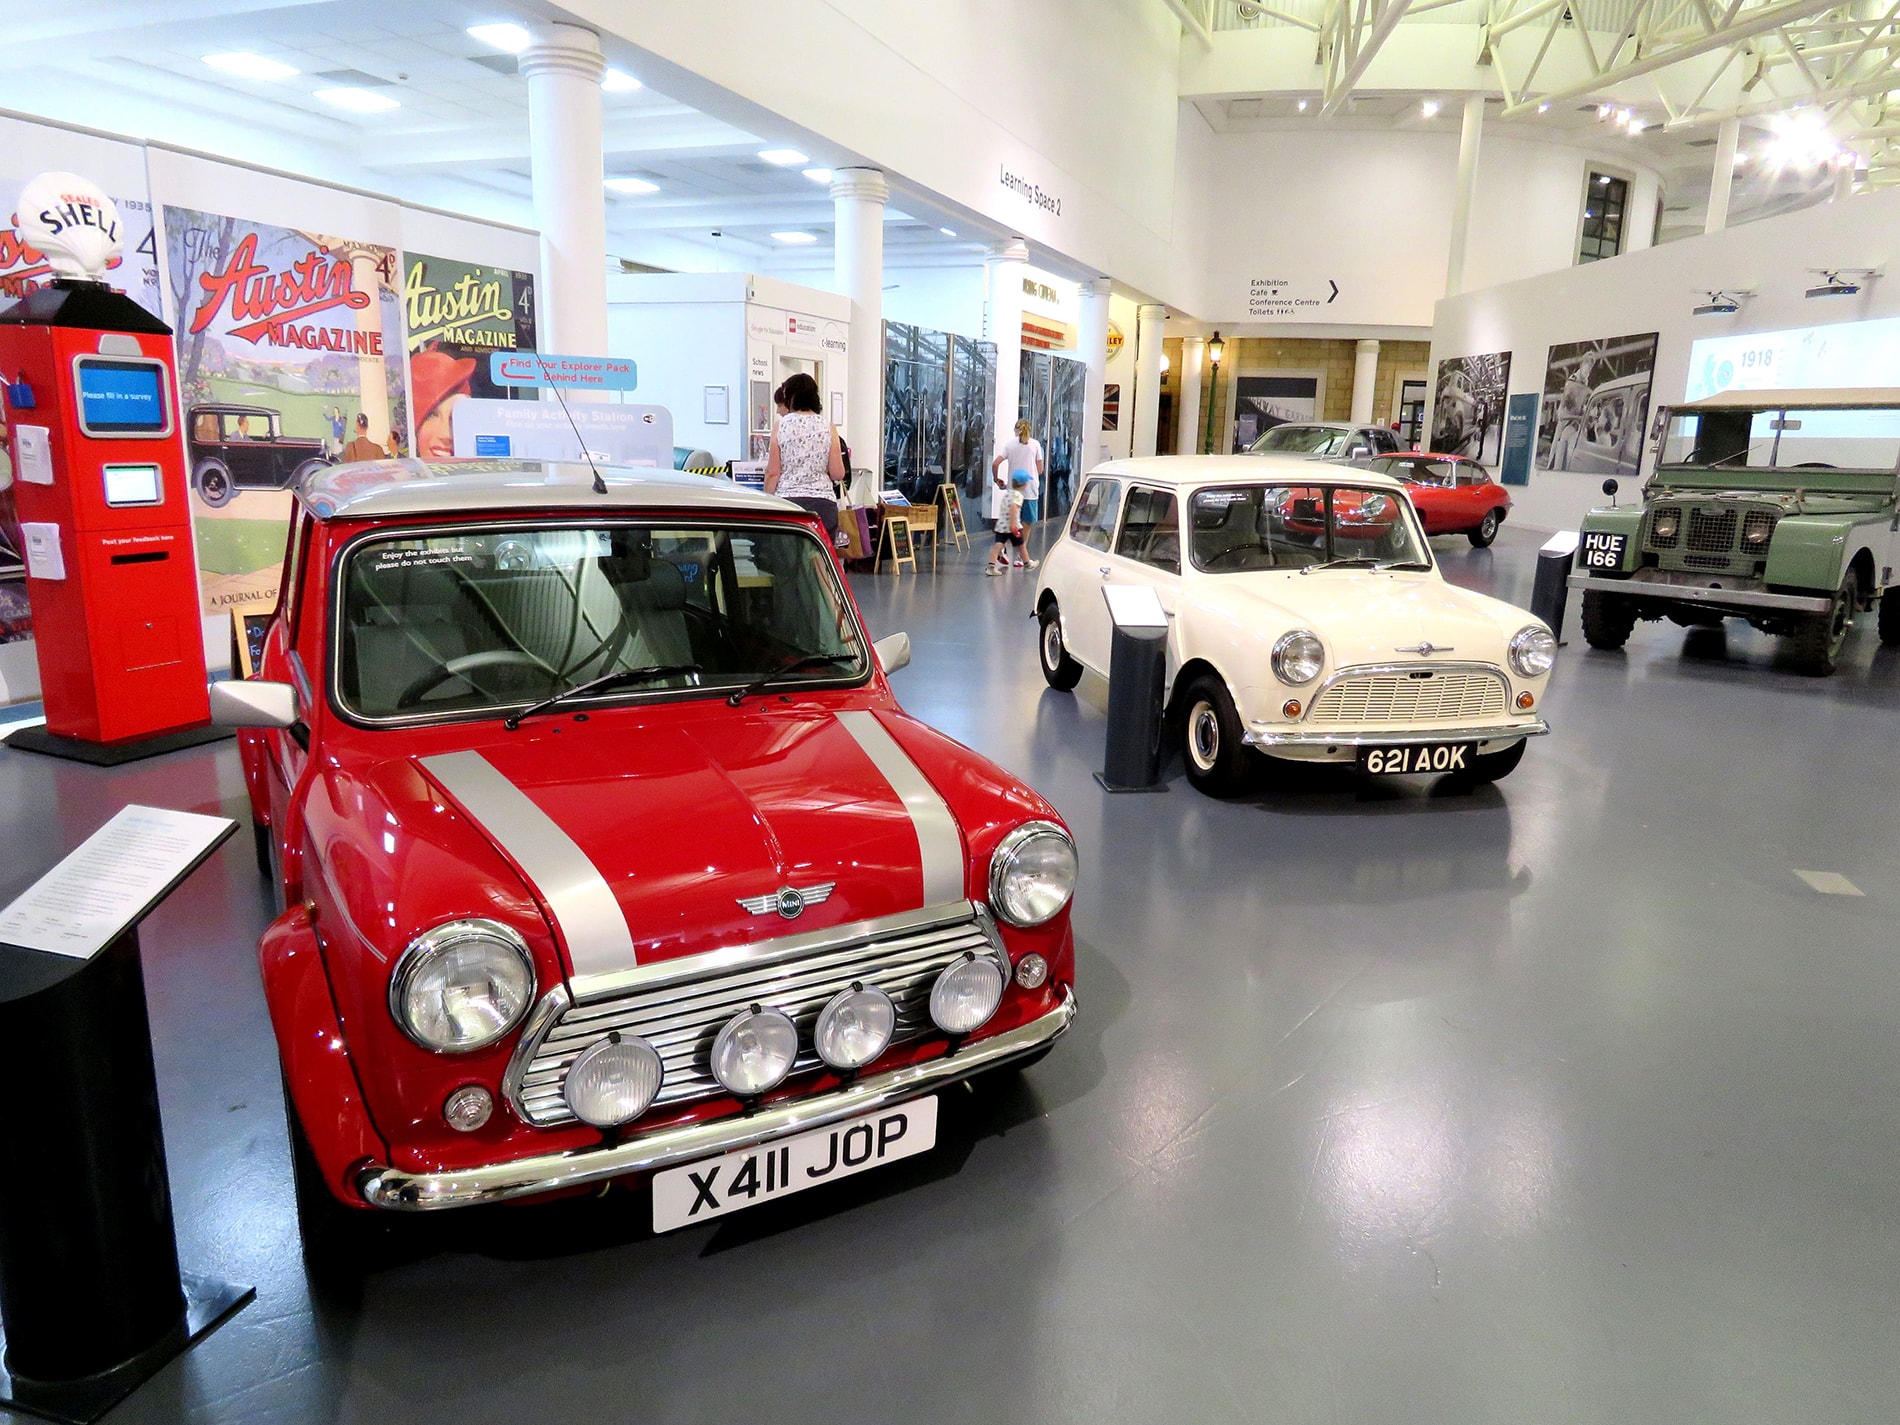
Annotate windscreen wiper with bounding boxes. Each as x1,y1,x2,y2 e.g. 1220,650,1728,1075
1299,556,1381,574
1375,559,1433,571
726,653,856,706
503,663,702,730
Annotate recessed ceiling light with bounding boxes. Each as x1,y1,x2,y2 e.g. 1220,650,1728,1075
314,86,400,113
1297,98,1309,112
802,167,833,184
601,68,641,92
202,52,299,81
603,176,660,194
758,148,809,166
1421,99,1441,118
467,22,532,54
771,231,818,244
939,226,957,237
1537,102,1550,113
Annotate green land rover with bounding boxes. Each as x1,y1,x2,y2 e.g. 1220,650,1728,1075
1568,388,1900,676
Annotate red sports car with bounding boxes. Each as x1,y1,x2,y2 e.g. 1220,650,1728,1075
210,458,1077,1254
1361,453,1512,547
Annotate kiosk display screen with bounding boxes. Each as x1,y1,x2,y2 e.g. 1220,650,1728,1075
75,358,170,436
103,463,163,507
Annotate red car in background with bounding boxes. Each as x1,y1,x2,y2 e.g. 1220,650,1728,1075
1360,453,1512,547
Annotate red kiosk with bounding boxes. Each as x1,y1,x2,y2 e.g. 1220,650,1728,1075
0,173,217,763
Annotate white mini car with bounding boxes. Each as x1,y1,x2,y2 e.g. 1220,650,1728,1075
1032,456,1555,795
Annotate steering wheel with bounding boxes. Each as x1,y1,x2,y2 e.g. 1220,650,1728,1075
396,650,551,709
1201,544,1262,570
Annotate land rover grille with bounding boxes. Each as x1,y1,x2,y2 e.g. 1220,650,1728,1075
1642,502,1779,575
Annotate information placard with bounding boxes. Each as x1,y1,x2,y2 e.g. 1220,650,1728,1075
0,806,236,959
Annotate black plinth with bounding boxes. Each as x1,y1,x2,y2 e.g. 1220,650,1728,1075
1531,545,1575,644
1100,622,1168,793
3,724,232,766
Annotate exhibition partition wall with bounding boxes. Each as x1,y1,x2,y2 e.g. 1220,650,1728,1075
882,320,996,507
0,112,541,703
1020,350,1086,522
1430,185,1900,531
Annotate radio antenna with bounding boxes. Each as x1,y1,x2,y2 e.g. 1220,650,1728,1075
534,352,608,494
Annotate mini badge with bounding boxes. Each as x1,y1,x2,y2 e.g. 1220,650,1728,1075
737,883,837,919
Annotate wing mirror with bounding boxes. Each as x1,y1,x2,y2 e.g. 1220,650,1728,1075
209,679,298,730
873,632,912,676
1601,477,1619,506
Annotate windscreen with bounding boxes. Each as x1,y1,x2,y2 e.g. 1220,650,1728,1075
1188,485,1430,573
1662,408,1900,472
1249,426,1346,456
337,522,866,721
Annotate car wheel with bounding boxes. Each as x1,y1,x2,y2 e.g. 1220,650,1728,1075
1180,674,1254,798
195,461,233,507
282,1080,388,1288
1879,587,1900,646
1580,590,1637,650
1449,738,1527,785
291,458,330,485
1037,602,1083,690
1785,568,1857,677
1467,510,1500,548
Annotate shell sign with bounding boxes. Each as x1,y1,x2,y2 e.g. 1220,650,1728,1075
15,171,122,282
1105,322,1124,359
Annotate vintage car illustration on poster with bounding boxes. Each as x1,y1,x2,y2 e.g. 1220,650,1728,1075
209,458,1077,1253
1032,455,1553,796
1569,387,1900,676
186,402,333,507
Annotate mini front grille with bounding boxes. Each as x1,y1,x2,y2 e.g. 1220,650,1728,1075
1306,668,1507,725
1686,508,1738,553
509,907,1003,1127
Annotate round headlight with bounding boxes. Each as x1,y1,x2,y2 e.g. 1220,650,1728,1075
930,952,1006,1035
988,821,1077,928
1652,512,1679,539
814,984,896,1070
564,1033,664,1127
1509,624,1558,678
1360,494,1391,519
1272,629,1325,685
711,1006,799,1096
388,919,535,1053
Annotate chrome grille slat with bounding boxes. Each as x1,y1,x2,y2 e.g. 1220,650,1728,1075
1307,669,1507,726
508,906,997,1126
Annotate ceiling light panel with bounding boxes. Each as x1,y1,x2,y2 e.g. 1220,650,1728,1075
758,148,809,166
467,22,532,53
202,52,299,81
771,231,818,244
314,86,400,113
601,68,642,92
802,167,833,184
603,176,660,194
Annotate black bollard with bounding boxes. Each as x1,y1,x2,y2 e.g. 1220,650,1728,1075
1531,533,1577,642
1096,585,1170,792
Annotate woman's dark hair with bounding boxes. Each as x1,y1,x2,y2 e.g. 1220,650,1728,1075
772,381,788,410
781,372,822,414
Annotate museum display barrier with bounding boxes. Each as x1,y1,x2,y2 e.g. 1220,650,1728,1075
1096,582,1169,793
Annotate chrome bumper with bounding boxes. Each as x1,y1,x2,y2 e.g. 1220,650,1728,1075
357,988,1078,1211
1244,720,1548,749
1566,573,1831,614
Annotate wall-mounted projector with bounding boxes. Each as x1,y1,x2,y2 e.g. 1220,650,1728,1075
1806,268,1879,299
1692,289,1752,316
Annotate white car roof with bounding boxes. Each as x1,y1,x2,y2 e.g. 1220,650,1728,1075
297,458,796,521
1081,454,1407,493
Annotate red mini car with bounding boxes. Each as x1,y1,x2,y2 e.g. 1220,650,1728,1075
1360,453,1512,547
210,459,1077,1249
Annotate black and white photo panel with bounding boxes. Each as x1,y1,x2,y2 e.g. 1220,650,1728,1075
1537,332,1659,480
1430,352,1512,466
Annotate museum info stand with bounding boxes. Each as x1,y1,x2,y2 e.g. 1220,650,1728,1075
0,805,249,1425
1096,583,1169,793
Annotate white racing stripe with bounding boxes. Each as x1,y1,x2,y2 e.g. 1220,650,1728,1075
834,710,964,906
419,750,637,977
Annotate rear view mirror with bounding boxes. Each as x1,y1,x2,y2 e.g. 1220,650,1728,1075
873,632,912,676
209,679,298,730
1601,478,1619,507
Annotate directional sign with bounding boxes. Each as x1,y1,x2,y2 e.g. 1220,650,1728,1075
1243,276,1341,320
490,351,639,392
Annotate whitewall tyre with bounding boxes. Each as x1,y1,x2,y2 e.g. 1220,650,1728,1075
1180,674,1253,798
1038,604,1083,690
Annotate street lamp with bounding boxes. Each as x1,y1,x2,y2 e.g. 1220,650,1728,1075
1202,331,1224,454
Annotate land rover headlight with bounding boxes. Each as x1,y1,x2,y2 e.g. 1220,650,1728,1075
1271,630,1325,685
988,822,1077,927
1509,625,1558,678
1651,511,1679,540
389,919,535,1053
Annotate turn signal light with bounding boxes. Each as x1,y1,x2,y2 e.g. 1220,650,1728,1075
1282,700,1302,718
1516,691,1535,710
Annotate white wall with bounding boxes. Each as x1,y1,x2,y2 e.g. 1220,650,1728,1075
881,265,987,340
1432,185,1900,531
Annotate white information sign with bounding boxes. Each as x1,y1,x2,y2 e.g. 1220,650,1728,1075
1102,582,1169,631
451,398,675,468
0,805,235,958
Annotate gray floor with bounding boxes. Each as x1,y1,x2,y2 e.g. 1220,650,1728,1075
4,523,1898,1424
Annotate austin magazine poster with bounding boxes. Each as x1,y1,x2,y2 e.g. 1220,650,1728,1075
402,252,538,460
163,208,407,616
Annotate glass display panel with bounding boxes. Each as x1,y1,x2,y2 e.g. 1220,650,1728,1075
75,358,169,435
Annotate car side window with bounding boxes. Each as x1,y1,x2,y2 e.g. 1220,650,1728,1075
194,412,218,443
1115,486,1181,575
1375,430,1399,454
1068,478,1122,552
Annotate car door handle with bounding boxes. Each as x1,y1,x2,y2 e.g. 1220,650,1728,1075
1098,566,1111,576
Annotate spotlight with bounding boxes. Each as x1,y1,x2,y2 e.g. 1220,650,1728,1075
1805,269,1878,299
1692,290,1752,316
1421,99,1441,118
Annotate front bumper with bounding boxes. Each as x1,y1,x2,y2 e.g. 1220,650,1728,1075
1566,572,1831,614
1244,719,1548,749
356,987,1078,1211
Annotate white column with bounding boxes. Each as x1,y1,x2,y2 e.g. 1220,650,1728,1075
1627,170,1661,251
1445,92,1485,296
1706,117,1741,233
830,167,887,477
984,238,1028,517
1176,336,1205,455
1131,303,1166,458
1077,279,1111,468
1350,338,1381,425
521,24,607,357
